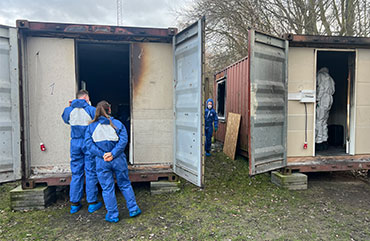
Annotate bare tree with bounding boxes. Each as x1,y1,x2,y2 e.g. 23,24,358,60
176,0,370,70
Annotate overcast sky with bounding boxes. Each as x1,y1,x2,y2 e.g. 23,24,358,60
0,0,191,28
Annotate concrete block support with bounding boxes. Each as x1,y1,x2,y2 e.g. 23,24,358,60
150,181,180,195
271,171,308,190
10,185,56,210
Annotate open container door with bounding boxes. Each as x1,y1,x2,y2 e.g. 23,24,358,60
173,18,205,187
248,30,288,175
0,25,21,182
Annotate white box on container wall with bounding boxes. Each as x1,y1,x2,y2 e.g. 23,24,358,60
300,90,316,103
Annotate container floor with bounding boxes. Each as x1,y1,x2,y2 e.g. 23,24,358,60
316,146,347,156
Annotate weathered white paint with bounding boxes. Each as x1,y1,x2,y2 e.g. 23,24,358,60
287,47,316,157
173,19,204,187
26,37,76,173
132,42,174,164
355,49,370,154
0,25,21,182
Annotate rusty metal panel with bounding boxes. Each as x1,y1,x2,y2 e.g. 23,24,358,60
214,58,250,154
17,20,176,43
248,30,288,175
131,42,174,164
287,154,370,172
26,165,176,187
214,57,249,154
0,25,21,183
231,57,249,153
285,34,370,49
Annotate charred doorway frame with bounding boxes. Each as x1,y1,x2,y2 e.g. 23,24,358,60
74,40,134,164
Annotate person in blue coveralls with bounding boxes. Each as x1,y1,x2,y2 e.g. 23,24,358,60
62,90,102,214
205,98,218,156
84,100,141,223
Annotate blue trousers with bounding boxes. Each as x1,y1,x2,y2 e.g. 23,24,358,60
205,126,213,152
85,154,99,203
70,138,99,204
96,155,139,219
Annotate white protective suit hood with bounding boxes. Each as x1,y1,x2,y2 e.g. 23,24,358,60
315,67,335,144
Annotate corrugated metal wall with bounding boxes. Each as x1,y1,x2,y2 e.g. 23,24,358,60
0,26,21,182
214,57,249,155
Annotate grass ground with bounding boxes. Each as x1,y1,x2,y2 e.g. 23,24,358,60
1,150,370,240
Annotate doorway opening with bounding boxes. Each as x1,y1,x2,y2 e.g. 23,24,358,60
76,42,131,155
315,51,355,156
216,78,226,119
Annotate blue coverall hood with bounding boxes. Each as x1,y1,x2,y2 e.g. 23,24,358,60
62,100,96,139
71,99,89,108
206,98,214,109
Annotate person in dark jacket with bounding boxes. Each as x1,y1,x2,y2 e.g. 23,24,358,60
84,101,141,223
205,98,218,156
62,90,102,214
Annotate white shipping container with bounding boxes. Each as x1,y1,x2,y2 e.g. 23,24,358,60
0,19,205,188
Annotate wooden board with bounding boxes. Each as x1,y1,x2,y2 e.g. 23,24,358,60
223,113,241,160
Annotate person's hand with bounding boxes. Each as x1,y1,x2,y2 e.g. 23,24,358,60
215,127,218,132
69,100,72,106
105,156,113,162
103,152,113,162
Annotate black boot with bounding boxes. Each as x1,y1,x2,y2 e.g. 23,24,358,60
316,143,323,151
323,142,329,150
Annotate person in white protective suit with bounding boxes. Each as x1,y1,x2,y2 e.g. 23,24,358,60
315,67,335,150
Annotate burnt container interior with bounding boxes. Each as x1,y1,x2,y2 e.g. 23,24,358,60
77,42,131,154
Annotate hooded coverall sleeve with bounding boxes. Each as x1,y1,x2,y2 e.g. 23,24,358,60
111,122,128,158
61,107,71,125
213,110,219,129
87,106,96,119
84,125,105,158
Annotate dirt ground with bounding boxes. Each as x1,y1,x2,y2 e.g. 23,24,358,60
1,150,370,240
